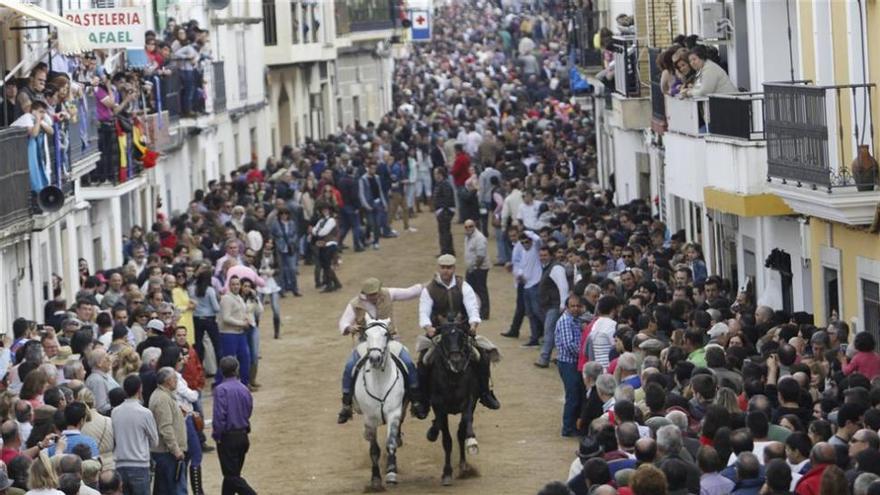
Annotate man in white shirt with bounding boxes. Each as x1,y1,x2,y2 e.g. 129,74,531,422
516,189,543,231
418,254,500,411
336,278,425,424
513,230,544,347
587,296,621,370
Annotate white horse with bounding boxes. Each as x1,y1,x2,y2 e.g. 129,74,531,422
353,316,406,491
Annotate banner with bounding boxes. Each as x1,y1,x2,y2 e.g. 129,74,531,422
64,7,146,49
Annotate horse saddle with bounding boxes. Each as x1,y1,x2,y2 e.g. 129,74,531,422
351,341,409,380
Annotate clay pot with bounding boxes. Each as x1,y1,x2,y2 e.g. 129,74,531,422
851,144,878,192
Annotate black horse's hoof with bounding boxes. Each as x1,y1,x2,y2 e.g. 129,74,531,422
441,474,453,486
426,424,440,442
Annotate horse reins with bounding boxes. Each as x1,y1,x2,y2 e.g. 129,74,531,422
361,321,399,424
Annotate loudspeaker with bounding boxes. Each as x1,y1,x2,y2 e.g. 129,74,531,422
37,185,64,212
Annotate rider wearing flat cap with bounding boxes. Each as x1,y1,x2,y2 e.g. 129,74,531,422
336,277,427,424
418,254,501,410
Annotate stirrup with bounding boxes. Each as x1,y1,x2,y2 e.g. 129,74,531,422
410,400,429,420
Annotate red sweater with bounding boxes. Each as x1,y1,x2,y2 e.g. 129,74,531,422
795,463,829,495
843,351,880,380
451,152,471,186
576,319,596,372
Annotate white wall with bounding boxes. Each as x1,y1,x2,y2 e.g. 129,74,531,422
738,216,812,312
663,132,707,204
611,127,646,205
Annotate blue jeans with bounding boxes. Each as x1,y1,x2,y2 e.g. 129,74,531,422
246,325,260,367
495,226,511,264
539,307,561,364
186,415,203,467
342,348,418,394
151,452,187,495
217,333,251,386
558,361,584,435
279,251,299,293
522,285,543,343
339,205,364,249
365,206,383,245
117,466,150,495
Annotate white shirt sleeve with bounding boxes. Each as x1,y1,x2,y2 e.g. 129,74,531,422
550,265,569,311
389,284,423,301
418,287,434,328
316,217,337,237
461,281,482,325
338,303,356,334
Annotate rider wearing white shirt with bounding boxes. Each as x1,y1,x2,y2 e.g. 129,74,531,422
418,254,500,413
336,279,427,424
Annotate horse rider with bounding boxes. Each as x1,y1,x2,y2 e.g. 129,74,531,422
336,277,429,424
418,254,501,410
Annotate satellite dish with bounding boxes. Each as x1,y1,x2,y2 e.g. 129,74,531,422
208,0,229,10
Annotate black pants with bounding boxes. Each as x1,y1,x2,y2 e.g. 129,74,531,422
93,122,118,182
437,211,454,255
466,268,490,319
194,316,221,367
507,283,525,336
218,430,256,495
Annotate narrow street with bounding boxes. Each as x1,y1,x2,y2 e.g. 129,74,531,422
201,213,575,494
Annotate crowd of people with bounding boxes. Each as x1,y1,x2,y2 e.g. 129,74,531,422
0,17,215,190
2,0,880,493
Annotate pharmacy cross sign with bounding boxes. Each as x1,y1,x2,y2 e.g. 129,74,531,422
410,9,431,42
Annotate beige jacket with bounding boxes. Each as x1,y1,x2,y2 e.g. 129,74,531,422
148,386,188,455
219,292,250,334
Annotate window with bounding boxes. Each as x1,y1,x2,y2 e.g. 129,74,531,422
236,32,247,101
291,1,301,44
864,279,880,342
262,0,278,45
824,267,840,321
347,0,393,32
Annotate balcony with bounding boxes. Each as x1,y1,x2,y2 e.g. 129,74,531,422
764,81,880,225
665,96,706,136
611,36,640,97
0,127,33,234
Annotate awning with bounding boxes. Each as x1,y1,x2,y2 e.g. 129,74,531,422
126,48,149,69
0,0,88,54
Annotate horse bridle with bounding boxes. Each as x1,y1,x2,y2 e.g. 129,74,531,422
364,320,390,370
361,320,399,424
435,324,473,374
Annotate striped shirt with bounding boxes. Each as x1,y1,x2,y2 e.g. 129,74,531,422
554,312,583,363
587,316,617,370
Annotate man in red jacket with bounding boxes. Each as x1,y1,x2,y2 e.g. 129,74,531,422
794,442,835,495
451,143,471,186
450,143,470,223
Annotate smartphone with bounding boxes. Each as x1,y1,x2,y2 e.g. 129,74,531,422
840,344,848,354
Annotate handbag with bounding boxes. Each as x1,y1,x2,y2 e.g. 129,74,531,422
192,412,205,432
116,113,133,133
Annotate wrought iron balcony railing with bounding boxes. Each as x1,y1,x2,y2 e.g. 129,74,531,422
0,127,32,229
764,81,876,191
708,92,764,141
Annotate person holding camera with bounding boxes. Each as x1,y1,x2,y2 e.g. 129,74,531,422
92,73,136,183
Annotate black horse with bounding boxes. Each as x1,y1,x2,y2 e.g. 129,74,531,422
426,321,481,486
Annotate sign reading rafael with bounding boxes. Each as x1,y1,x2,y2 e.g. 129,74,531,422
64,7,146,49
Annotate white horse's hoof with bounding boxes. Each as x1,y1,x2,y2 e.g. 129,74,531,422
466,437,479,456
386,472,397,484
441,474,453,486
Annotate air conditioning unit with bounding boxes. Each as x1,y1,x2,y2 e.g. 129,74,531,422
699,2,725,39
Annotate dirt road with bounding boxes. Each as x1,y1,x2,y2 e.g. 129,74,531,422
200,212,578,494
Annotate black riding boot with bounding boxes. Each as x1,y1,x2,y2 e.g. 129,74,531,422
273,315,281,339
408,387,428,419
478,354,500,410
189,465,204,495
337,393,353,424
